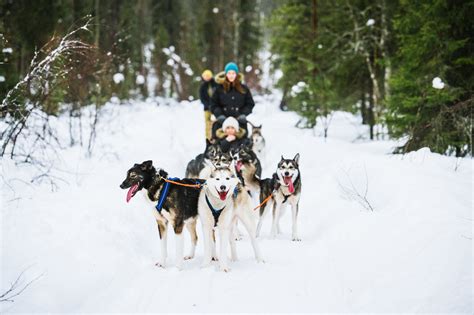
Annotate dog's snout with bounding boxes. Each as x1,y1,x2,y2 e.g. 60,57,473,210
220,185,226,191
120,183,126,189
284,171,290,176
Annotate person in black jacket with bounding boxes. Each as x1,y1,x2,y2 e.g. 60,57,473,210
215,116,247,153
199,69,218,140
209,62,255,137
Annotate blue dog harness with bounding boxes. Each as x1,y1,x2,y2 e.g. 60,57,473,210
205,195,226,227
155,177,180,213
205,187,239,226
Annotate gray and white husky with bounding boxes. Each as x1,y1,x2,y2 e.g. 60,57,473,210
250,124,266,161
230,144,262,199
256,154,302,241
198,167,264,272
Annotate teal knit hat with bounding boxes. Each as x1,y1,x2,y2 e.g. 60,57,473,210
224,62,239,74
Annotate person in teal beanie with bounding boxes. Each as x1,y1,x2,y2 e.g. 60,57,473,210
224,62,239,74
209,61,255,137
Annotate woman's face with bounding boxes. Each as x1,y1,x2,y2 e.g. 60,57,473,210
226,70,237,82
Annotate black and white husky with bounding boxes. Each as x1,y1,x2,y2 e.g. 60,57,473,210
185,140,232,178
256,154,302,241
250,124,265,161
198,167,264,272
230,143,262,198
120,160,204,269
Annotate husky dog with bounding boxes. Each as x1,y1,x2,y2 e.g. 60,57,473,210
120,160,204,269
186,140,233,179
256,154,302,241
250,124,265,160
198,167,263,272
230,143,262,198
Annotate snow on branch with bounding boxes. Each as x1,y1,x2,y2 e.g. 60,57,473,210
0,17,94,158
0,16,100,188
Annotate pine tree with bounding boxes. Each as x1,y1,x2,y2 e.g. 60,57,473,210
386,0,473,156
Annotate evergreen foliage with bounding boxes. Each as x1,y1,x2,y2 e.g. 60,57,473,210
0,0,264,110
387,0,473,156
269,0,472,155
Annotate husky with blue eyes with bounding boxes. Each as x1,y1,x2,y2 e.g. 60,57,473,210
256,154,302,241
198,167,264,272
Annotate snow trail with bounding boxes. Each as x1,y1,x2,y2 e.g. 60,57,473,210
1,94,472,313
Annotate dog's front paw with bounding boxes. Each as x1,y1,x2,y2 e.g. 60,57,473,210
211,256,219,261
292,236,302,242
155,261,166,268
184,255,194,260
256,257,265,264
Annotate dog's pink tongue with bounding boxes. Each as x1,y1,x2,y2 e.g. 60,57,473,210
126,183,139,203
284,176,295,193
236,161,243,172
218,191,228,201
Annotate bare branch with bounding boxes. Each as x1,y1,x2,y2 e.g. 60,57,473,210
337,166,375,211
0,267,44,303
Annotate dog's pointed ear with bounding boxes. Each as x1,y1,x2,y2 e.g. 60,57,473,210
293,153,300,164
281,155,285,161
206,139,212,147
158,168,168,178
257,124,262,129
141,160,153,170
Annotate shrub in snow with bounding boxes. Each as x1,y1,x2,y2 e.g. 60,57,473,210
0,17,109,178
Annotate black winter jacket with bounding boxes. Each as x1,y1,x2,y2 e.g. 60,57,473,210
209,84,255,118
199,79,218,111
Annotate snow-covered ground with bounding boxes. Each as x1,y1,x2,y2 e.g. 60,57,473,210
1,94,472,313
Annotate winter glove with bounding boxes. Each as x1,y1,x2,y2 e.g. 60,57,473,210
217,115,226,124
237,115,247,124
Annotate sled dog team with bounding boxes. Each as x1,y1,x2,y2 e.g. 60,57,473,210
120,131,302,272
